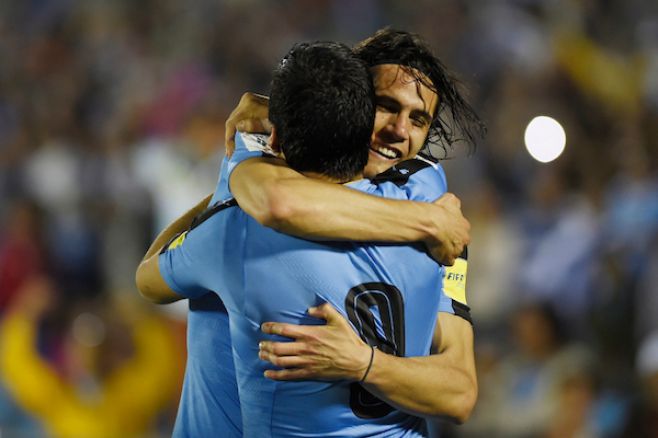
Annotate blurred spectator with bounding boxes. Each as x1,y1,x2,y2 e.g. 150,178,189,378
547,367,629,438
131,105,224,237
517,167,600,329
0,276,180,437
636,244,658,340
624,331,658,436
601,122,658,274
0,199,48,312
462,302,595,437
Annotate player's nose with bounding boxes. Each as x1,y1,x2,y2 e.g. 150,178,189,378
386,114,409,142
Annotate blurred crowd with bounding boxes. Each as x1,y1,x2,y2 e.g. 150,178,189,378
0,0,656,436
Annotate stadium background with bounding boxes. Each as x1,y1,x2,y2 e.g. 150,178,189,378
0,0,657,436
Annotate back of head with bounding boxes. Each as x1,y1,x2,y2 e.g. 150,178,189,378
354,28,485,160
269,42,374,181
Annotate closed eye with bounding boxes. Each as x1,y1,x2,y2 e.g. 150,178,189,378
411,116,427,128
410,111,432,129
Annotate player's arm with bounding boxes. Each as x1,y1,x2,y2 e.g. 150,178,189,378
366,312,476,423
226,93,469,266
232,158,468,265
260,305,476,423
367,312,476,423
135,194,212,304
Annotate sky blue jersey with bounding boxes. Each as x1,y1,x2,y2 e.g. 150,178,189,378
160,134,453,437
173,293,242,438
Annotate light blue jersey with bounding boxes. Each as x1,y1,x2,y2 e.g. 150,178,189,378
169,135,270,437
161,134,453,437
173,293,242,438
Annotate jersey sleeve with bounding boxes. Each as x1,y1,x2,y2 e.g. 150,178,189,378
438,248,472,324
158,206,230,300
212,157,232,203
213,132,273,202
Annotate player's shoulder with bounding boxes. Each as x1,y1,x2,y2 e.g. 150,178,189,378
370,157,439,187
369,157,448,202
190,198,240,229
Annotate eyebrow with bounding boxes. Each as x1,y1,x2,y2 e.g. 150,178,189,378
376,95,433,124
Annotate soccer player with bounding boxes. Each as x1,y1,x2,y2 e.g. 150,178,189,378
225,28,481,423
138,41,462,436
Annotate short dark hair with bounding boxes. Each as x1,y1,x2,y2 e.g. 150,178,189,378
354,28,485,160
269,42,374,181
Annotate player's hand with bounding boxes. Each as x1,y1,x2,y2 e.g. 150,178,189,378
225,92,272,157
259,303,371,381
427,193,470,266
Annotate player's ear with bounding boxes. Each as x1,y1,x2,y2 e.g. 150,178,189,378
269,127,284,158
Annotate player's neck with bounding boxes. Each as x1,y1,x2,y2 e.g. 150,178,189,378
302,171,364,184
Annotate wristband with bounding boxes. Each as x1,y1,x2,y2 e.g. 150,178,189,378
360,345,376,383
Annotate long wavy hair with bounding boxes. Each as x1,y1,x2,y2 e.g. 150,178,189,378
354,28,486,161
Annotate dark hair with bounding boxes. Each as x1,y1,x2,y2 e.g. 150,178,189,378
354,28,485,160
269,42,374,181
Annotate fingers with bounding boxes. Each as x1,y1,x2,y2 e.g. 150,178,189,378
225,120,237,157
259,341,306,356
224,92,271,157
259,340,319,380
307,302,342,323
259,350,312,368
261,305,344,344
434,192,460,208
236,119,273,135
264,368,314,381
429,191,471,265
261,119,273,133
442,255,457,266
263,304,347,337
462,222,471,243
238,119,273,133
261,321,315,339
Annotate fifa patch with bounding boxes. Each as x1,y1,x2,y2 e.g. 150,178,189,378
240,133,274,154
443,258,468,305
167,231,188,250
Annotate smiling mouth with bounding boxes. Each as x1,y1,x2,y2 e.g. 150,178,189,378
370,144,402,160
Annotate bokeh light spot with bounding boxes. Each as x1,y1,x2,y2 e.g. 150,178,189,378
72,312,106,348
524,116,566,163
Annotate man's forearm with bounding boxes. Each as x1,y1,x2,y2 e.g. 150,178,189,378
267,179,438,242
135,194,212,304
364,345,476,423
232,159,437,244
364,314,477,422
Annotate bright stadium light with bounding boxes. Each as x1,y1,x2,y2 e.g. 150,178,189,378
524,116,566,163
